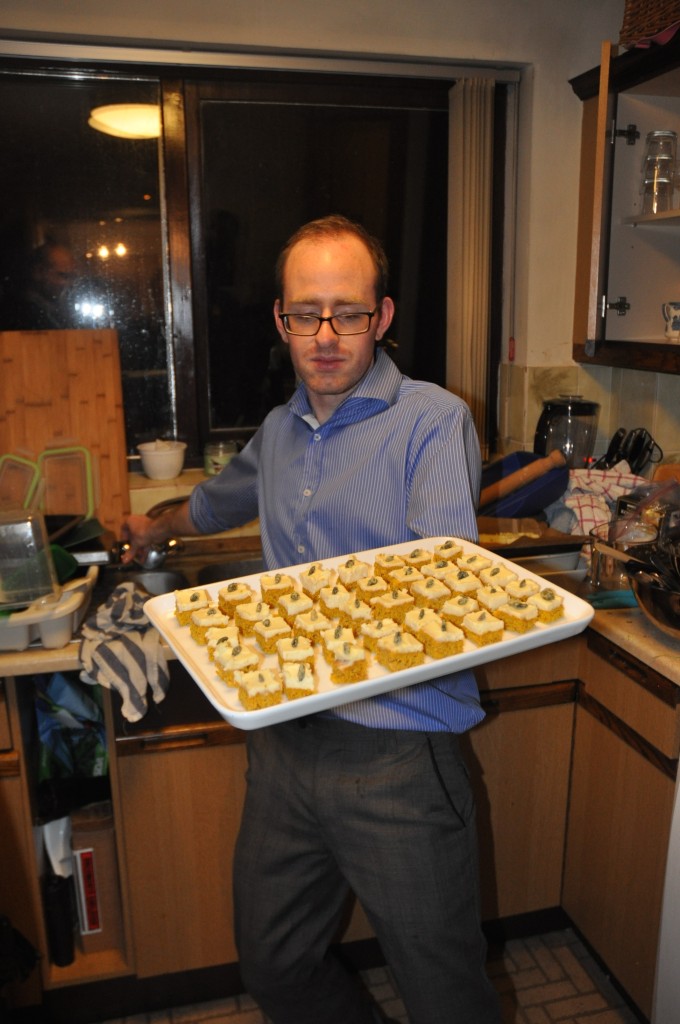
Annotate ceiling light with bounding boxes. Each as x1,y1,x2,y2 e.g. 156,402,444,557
88,103,161,140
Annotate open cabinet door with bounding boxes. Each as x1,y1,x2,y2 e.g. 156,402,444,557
573,41,618,358
571,36,680,374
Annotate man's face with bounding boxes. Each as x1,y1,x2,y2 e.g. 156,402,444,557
34,246,76,301
273,232,394,423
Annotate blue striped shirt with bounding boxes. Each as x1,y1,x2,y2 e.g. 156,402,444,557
190,350,485,733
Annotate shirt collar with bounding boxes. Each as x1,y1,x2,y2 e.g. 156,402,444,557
288,348,403,427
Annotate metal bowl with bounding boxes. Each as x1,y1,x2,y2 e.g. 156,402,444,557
630,574,680,641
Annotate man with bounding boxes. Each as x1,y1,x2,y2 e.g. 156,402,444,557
0,242,76,330
122,215,500,1024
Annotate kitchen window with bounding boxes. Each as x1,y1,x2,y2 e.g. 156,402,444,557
0,56,513,462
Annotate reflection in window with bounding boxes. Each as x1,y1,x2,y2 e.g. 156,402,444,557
0,74,170,451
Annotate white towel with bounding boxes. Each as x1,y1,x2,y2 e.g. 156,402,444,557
79,583,169,722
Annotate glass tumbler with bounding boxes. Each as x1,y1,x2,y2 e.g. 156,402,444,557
641,130,677,214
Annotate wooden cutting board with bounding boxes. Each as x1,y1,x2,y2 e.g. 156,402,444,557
0,328,130,534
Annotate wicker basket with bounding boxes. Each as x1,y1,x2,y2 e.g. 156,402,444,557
620,0,680,46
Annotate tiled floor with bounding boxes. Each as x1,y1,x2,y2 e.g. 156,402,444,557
94,928,643,1024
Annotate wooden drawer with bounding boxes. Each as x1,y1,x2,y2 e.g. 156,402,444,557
579,633,680,760
476,635,582,692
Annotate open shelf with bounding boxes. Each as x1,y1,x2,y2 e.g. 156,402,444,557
623,210,680,226
46,946,131,989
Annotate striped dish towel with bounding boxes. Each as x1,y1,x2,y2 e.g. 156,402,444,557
79,582,169,722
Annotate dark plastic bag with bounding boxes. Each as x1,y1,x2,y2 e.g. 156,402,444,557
35,672,108,783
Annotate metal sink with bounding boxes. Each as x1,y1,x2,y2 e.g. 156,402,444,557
127,570,190,595
100,567,189,596
196,558,264,586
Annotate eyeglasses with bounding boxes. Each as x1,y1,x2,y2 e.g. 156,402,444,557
278,308,379,336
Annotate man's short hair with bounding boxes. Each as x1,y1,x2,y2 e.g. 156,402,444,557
275,215,389,302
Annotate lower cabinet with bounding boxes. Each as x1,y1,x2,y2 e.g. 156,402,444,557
468,639,580,920
4,629,679,1019
113,732,247,978
112,643,583,979
467,700,574,920
563,634,679,1020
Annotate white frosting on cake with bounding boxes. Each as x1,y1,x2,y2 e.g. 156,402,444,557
441,595,479,619
456,552,492,574
235,668,282,697
215,642,261,673
505,577,541,599
282,662,315,693
462,610,503,635
479,564,519,588
446,569,481,593
477,585,508,611
276,635,315,662
175,587,210,612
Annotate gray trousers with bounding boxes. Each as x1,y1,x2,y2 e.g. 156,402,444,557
233,716,501,1024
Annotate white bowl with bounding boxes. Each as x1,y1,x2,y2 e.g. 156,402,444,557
137,441,187,480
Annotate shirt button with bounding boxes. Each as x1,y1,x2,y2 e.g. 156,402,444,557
314,433,321,441
303,488,312,497
297,545,305,554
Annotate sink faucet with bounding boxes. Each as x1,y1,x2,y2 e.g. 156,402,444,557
111,536,185,570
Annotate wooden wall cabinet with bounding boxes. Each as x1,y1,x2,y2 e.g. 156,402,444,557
571,37,680,374
563,633,679,1019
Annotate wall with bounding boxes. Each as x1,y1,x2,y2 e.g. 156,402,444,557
7,1,672,466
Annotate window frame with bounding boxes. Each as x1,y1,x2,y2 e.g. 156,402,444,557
0,45,518,463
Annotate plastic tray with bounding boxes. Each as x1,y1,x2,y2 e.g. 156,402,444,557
38,447,95,519
145,539,594,731
0,566,98,651
0,454,41,510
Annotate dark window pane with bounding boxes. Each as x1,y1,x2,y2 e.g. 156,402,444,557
0,73,170,450
193,85,448,434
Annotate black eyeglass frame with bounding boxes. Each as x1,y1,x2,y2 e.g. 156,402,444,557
278,307,380,336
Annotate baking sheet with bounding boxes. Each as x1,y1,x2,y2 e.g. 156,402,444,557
144,538,594,731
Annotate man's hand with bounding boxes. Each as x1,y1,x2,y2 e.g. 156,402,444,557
119,500,197,565
119,514,159,565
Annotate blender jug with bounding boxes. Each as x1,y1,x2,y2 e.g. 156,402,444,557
533,395,600,468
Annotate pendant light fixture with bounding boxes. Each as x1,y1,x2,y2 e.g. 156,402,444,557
88,103,161,140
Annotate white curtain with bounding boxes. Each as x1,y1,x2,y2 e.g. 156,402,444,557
447,77,495,460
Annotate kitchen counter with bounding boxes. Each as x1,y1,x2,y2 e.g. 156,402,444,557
2,597,679,683
590,605,680,686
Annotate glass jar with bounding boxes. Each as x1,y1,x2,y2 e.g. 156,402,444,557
203,441,238,476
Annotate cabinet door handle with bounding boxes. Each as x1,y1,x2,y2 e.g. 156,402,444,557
117,730,227,755
139,733,211,752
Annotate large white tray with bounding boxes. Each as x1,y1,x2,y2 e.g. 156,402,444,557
144,538,594,730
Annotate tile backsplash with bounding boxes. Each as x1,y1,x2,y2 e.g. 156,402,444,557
499,362,680,471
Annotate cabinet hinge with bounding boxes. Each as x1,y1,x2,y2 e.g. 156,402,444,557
610,120,640,146
602,294,630,317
